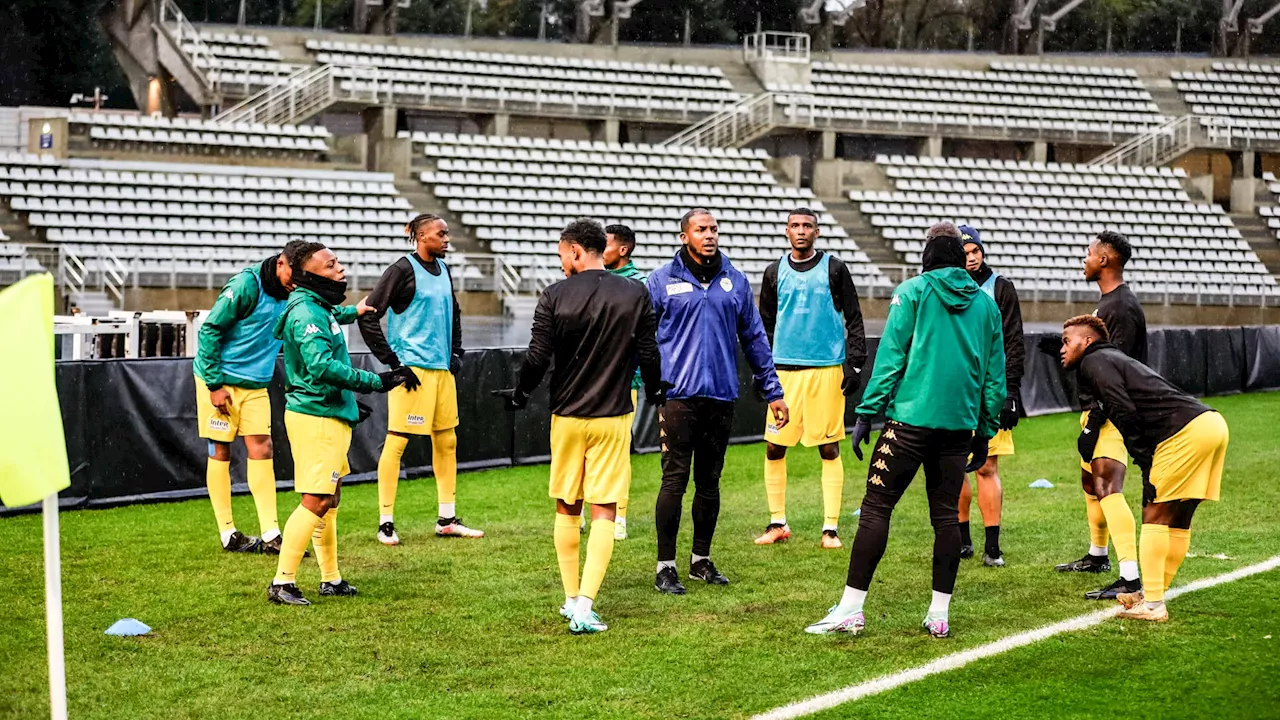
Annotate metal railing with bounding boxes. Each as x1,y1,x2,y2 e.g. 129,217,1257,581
215,63,340,125
743,32,811,64
100,245,127,306
661,91,810,149
1088,115,1197,168
156,0,218,97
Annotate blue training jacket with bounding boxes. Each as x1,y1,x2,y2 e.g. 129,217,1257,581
647,251,783,403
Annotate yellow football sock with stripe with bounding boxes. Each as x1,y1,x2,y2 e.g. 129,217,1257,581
580,519,616,600
246,458,279,540
1099,494,1137,565
554,513,581,600
206,457,235,536
1139,524,1170,603
1165,528,1191,594
821,457,844,529
616,497,628,521
314,508,340,583
764,457,787,524
377,434,408,520
432,429,458,512
273,505,322,585
1084,492,1109,548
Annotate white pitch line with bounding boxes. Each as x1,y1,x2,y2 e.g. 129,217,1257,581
753,554,1280,720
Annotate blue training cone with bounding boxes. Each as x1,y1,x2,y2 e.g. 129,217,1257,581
105,618,151,636
1028,479,1055,489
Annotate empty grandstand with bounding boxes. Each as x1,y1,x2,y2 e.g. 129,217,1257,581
1174,63,1280,142
70,112,330,159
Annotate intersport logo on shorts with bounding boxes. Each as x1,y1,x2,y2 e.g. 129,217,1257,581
209,418,230,432
406,414,425,426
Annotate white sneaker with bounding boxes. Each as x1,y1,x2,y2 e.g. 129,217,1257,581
569,608,608,634
377,521,400,546
436,517,485,538
559,600,575,619
805,605,866,635
614,518,628,540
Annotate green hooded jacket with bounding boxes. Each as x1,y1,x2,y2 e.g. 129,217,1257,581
273,287,383,423
856,267,1007,438
609,261,648,391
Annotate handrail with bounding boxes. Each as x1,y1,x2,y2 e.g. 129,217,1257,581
215,63,341,125
1088,115,1195,167
661,91,797,149
99,245,128,306
156,0,218,96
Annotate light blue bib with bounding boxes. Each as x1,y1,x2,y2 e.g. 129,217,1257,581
221,270,285,384
979,269,999,299
772,252,845,367
387,255,452,370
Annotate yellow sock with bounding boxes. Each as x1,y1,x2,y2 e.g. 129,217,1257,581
1099,494,1137,564
206,458,235,535
821,457,844,529
273,505,322,585
378,434,408,519
313,508,340,583
616,497,628,521
432,429,458,508
1140,524,1170,603
764,457,787,524
580,519,616,600
1165,528,1191,594
554,513,581,599
246,458,279,539
1084,492,1109,548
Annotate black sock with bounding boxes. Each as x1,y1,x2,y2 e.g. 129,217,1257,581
984,525,1001,557
959,521,972,546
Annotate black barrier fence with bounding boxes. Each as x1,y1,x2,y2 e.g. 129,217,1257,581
6,326,1280,514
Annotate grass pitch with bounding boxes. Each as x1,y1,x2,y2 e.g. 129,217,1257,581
2,393,1277,720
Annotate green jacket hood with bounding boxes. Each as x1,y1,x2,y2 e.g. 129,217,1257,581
609,261,645,280
273,287,327,340
922,267,980,313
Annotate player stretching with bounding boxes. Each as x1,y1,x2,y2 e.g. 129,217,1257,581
1060,316,1228,622
194,242,301,554
1051,231,1147,601
603,223,647,541
649,209,788,595
359,213,483,546
805,223,1004,639
958,225,1022,566
494,219,663,634
267,242,411,605
756,208,866,549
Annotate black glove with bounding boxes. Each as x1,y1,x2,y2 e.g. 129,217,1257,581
397,365,422,391
841,369,862,397
450,353,463,376
645,380,674,408
965,435,990,473
1077,427,1100,465
376,369,408,393
491,387,529,411
355,401,373,425
1037,335,1063,358
849,416,873,461
1000,396,1020,431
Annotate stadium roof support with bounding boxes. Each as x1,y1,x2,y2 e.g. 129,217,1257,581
1014,0,1090,55
800,0,867,26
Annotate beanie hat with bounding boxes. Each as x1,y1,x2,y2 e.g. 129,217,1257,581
958,224,983,251
921,234,966,272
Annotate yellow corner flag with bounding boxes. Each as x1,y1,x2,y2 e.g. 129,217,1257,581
0,274,70,508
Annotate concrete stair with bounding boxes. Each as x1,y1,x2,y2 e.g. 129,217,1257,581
501,294,539,320
1146,79,1191,120
0,204,38,244
1233,213,1280,280
394,178,479,253
719,62,765,97
70,289,116,315
824,197,904,272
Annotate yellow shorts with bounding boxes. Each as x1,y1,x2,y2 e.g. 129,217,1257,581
1080,411,1129,472
988,428,1015,457
195,376,271,443
626,389,638,427
386,367,459,435
549,414,632,505
284,410,351,495
764,366,845,447
1149,411,1228,503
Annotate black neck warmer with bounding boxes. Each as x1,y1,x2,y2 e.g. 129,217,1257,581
259,255,289,301
968,262,993,285
680,245,722,285
922,235,966,272
295,270,347,306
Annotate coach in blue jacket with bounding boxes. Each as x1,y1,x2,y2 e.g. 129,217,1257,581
648,208,790,595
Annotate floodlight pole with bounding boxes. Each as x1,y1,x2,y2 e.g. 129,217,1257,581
1035,0,1089,55
314,0,323,30
237,0,246,26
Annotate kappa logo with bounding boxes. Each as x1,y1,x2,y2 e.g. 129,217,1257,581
890,295,902,307
883,428,897,440
877,444,894,456
208,418,230,432
869,474,885,486
1082,428,1092,435
304,323,321,335
406,414,425,426
221,289,234,300
872,459,890,471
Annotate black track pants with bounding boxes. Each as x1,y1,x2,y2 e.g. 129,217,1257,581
655,398,735,562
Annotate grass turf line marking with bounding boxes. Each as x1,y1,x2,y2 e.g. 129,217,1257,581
752,554,1280,720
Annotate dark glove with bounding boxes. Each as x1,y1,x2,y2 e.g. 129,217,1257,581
450,353,463,376
1000,396,1020,431
849,416,873,461
1037,335,1063,357
965,435,990,473
376,369,408,393
491,387,528,411
841,369,862,397
355,401,373,425
397,365,421,391
645,380,674,408
1077,427,1100,464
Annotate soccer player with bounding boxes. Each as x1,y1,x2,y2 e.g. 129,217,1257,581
957,224,1022,566
1052,231,1147,601
648,208,788,595
266,242,412,605
805,223,1005,639
358,213,482,546
1060,315,1228,622
603,223,647,541
194,241,301,554
756,208,866,549
493,219,663,634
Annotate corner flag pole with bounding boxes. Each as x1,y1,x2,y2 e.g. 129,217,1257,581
43,492,68,720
